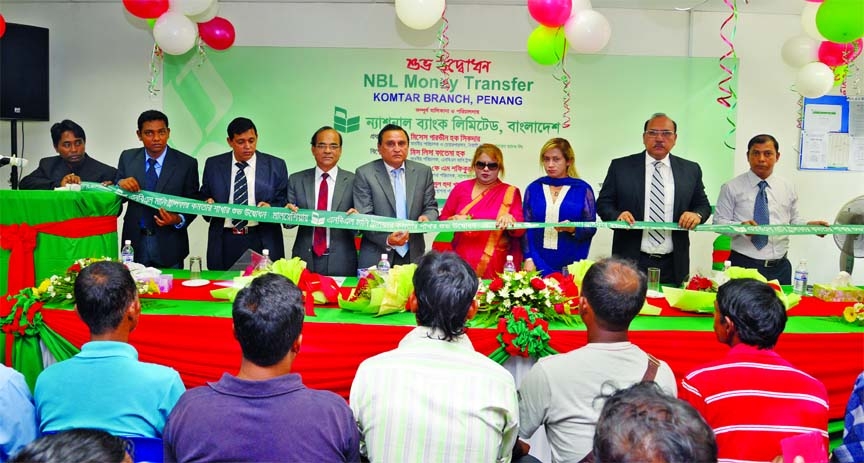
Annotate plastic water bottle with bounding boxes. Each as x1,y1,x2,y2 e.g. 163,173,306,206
793,259,808,295
120,240,134,265
503,255,516,274
377,253,391,277
256,249,273,271
724,260,732,271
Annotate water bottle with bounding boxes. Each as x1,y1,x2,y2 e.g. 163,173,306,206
120,240,134,265
377,253,391,277
723,260,732,271
256,249,273,271
793,259,808,295
503,255,516,274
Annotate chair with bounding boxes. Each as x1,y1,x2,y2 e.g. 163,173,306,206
123,436,164,463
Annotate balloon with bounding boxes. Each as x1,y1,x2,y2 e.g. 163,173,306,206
782,36,819,68
171,0,215,17
123,0,170,19
801,2,827,41
189,0,220,23
564,9,611,53
198,16,235,51
0,14,6,39
153,11,198,55
818,39,863,66
795,62,835,98
833,64,849,86
394,0,445,30
816,0,864,44
528,0,572,28
527,26,567,65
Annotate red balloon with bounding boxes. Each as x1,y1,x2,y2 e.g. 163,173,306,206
528,0,572,28
198,17,235,51
818,39,863,66
0,14,6,39
123,0,169,20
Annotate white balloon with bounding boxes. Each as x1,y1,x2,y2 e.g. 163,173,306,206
801,2,826,42
781,35,819,68
395,0,445,30
564,9,611,54
571,0,592,12
189,0,220,23
795,62,835,98
171,0,215,17
153,11,198,55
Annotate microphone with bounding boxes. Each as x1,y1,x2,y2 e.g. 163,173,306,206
0,156,29,168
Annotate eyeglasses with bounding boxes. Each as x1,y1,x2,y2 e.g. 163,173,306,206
475,161,500,170
644,130,675,138
315,143,341,150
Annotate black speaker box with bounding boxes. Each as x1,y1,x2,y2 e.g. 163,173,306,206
0,23,50,121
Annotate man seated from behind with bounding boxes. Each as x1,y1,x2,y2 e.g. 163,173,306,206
593,381,717,463
681,278,829,462
34,261,185,437
350,251,518,462
0,364,38,462
163,274,360,462
9,429,131,463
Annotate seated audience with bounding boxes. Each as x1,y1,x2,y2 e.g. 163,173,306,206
9,429,130,463
593,381,717,463
0,364,38,462
350,251,518,462
518,257,677,462
34,261,185,437
832,371,864,463
163,273,360,462
681,278,829,462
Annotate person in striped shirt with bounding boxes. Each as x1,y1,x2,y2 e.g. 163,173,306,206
349,251,519,463
681,278,829,463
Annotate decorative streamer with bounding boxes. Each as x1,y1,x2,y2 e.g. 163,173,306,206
717,0,743,149
552,28,571,129
796,95,804,130
147,44,164,97
195,36,208,67
435,7,451,91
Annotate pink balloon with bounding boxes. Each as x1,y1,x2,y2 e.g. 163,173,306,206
123,0,169,19
198,16,235,51
528,0,572,28
818,39,863,66
0,14,6,39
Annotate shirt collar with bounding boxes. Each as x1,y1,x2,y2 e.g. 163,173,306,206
146,147,168,167
208,372,306,398
233,152,257,169
746,169,773,187
315,165,338,180
79,341,139,359
398,325,475,351
644,151,671,168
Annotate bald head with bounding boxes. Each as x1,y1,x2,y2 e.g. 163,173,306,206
582,258,647,331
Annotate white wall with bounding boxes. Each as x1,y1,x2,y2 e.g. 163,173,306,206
1,2,861,283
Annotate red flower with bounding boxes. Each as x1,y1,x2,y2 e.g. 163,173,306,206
554,303,565,314
67,263,82,273
488,278,504,292
511,306,529,322
530,278,546,290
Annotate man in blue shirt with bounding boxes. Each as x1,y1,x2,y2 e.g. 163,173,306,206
0,365,37,462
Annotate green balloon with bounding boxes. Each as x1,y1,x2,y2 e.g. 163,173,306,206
527,26,567,66
816,0,864,44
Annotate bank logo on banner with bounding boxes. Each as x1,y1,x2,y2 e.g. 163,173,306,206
334,106,361,134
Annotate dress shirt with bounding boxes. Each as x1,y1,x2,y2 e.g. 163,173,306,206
0,365,37,462
315,166,339,247
640,153,674,254
714,170,802,260
385,163,405,196
226,154,258,228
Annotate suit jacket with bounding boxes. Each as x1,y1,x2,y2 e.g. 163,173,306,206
353,159,438,269
200,151,288,270
596,152,711,284
286,167,358,276
116,147,200,268
19,154,117,190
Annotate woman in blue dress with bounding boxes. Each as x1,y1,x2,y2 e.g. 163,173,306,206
523,138,597,276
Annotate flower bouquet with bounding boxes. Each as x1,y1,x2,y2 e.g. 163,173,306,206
338,264,417,316
27,257,159,307
664,266,800,312
488,306,557,363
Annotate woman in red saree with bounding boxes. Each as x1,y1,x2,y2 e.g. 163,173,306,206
440,144,525,279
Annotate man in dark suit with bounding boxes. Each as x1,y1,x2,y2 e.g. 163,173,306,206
353,124,438,269
116,110,199,269
200,117,289,271
285,126,358,276
596,113,711,285
20,119,116,190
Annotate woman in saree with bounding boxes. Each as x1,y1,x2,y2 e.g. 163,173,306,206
439,144,524,279
523,138,596,276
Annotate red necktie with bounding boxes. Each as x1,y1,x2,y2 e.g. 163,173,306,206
313,172,329,257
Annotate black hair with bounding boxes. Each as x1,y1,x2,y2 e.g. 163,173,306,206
581,258,647,331
644,113,677,133
377,124,409,146
137,110,169,132
73,261,138,335
227,117,257,139
716,278,787,349
413,251,478,342
10,429,128,463
50,120,86,147
310,126,343,146
232,273,305,366
747,134,779,152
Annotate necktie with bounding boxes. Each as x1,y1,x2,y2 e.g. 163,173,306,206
392,168,409,257
752,180,770,250
143,158,158,228
647,161,665,246
233,162,249,231
313,173,329,257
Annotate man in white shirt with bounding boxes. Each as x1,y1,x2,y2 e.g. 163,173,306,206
713,134,828,284
350,251,519,463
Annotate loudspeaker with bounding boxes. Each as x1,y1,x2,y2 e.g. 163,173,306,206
0,23,49,121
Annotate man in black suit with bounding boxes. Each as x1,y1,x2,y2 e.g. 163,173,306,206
596,113,711,285
200,117,288,270
116,110,200,269
353,124,438,269
20,119,116,190
285,126,358,276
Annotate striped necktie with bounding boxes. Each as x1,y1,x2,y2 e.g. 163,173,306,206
233,161,249,231
647,161,665,246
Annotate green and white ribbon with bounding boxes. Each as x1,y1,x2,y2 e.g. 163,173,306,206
82,182,864,236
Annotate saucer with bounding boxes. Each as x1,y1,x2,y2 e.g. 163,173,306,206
181,279,210,287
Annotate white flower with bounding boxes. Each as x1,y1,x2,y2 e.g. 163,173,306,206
498,288,510,298
486,292,495,304
47,286,54,292
65,293,72,299
64,277,71,282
